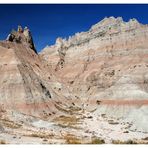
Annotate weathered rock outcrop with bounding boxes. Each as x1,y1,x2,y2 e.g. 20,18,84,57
6,26,37,53
1,17,148,144
0,16,148,138
0,26,76,118
40,17,148,132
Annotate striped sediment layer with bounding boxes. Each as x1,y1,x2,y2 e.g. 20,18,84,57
40,17,148,132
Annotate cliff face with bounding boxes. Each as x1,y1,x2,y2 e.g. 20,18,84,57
41,17,148,98
0,41,51,117
1,17,148,143
40,17,148,132
0,27,77,118
41,17,144,69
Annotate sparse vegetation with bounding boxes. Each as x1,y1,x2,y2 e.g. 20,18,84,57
0,139,6,144
64,134,81,144
27,131,54,139
96,100,101,105
64,134,105,144
108,120,119,125
142,137,148,140
31,133,50,138
89,136,105,144
54,115,80,123
123,131,129,133
53,115,81,129
112,139,137,144
101,114,106,118
0,119,22,129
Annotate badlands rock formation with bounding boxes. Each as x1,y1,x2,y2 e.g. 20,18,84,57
41,17,148,133
0,26,75,118
6,26,36,53
0,17,148,144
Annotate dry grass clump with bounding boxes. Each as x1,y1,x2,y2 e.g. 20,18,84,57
108,120,119,125
64,134,81,144
138,141,148,144
31,133,51,139
112,139,137,144
89,136,105,144
53,115,81,129
142,137,148,140
136,138,148,144
28,131,54,139
112,138,148,144
54,115,79,124
0,119,22,129
0,139,6,144
64,134,105,144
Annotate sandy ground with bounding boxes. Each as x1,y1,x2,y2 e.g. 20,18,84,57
0,109,148,144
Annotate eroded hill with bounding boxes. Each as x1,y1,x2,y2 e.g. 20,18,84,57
0,17,148,144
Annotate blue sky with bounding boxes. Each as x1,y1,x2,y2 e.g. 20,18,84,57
0,4,148,52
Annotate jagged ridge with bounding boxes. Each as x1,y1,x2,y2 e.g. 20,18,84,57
40,17,148,132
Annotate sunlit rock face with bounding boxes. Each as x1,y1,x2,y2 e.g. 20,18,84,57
6,26,37,53
0,26,75,118
0,16,148,139
40,17,148,132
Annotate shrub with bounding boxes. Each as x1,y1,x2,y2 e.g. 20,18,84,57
90,137,105,144
64,134,81,144
112,139,137,144
0,140,6,144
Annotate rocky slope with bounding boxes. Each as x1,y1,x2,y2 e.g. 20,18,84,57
41,17,148,133
0,26,78,119
0,17,148,144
